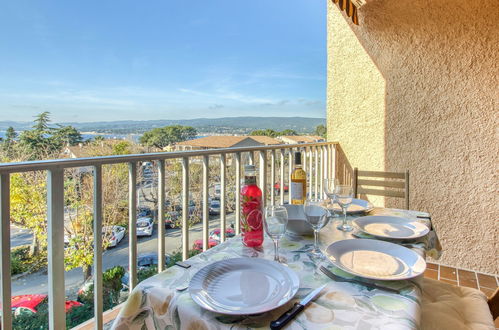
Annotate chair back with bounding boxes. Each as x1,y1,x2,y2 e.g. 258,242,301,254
352,168,410,209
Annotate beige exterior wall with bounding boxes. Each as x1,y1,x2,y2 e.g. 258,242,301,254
327,0,498,274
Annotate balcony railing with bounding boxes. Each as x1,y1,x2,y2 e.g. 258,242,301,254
0,141,337,330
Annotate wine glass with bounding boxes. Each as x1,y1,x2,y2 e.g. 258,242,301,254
323,178,340,218
334,185,354,232
264,205,288,262
303,199,329,258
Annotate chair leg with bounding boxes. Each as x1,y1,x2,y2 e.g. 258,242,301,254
405,170,409,209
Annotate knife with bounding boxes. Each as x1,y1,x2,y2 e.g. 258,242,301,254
270,284,326,330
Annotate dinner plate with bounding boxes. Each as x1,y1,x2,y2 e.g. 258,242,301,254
325,239,426,280
331,198,374,214
353,215,429,239
189,258,300,315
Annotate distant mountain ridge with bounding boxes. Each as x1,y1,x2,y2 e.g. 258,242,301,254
0,116,325,135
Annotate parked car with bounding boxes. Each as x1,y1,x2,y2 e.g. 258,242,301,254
138,206,152,217
209,200,221,215
103,225,126,248
209,228,236,241
274,182,289,193
11,294,81,317
165,201,197,228
121,253,172,290
192,239,219,252
136,217,154,236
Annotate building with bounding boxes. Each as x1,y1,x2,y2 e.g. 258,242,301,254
278,135,325,144
174,135,281,151
327,0,497,274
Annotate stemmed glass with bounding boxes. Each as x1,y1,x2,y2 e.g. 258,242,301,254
323,178,339,218
303,199,329,258
334,185,354,232
264,205,288,262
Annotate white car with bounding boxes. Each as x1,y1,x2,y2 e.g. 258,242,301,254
136,217,154,237
103,225,126,248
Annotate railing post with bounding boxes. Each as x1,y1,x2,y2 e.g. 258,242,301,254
220,154,226,242
93,165,103,330
308,147,313,198
235,153,241,235
249,151,255,165
270,150,276,206
128,162,137,291
279,149,285,205
202,156,209,251
259,151,267,207
288,149,293,204
320,146,325,198
47,169,65,330
314,146,319,198
0,174,11,330
181,157,189,260
157,160,165,272
332,144,337,180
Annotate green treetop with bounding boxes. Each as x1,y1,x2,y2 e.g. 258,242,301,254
140,125,197,149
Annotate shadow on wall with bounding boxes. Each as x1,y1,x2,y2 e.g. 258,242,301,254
343,0,499,273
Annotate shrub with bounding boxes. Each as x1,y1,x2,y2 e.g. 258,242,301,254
11,245,31,275
77,266,125,310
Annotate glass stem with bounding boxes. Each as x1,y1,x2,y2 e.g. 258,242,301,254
314,230,319,251
274,240,279,261
343,207,347,227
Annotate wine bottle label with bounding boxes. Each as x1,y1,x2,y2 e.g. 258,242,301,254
290,182,304,200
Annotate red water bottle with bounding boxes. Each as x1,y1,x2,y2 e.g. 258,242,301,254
240,165,263,247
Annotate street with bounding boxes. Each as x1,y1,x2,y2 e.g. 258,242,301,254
11,213,237,299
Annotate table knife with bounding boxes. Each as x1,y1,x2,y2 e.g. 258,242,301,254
270,284,326,330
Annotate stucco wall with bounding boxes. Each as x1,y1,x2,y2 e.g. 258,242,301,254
327,0,498,273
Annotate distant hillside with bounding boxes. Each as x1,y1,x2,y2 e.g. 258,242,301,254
0,117,325,135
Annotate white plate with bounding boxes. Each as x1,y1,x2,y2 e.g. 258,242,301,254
325,239,426,280
331,198,374,214
189,258,300,315
353,215,429,239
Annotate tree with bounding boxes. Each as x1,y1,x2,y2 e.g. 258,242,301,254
140,125,197,149
32,111,52,132
250,129,279,137
53,125,83,146
315,124,327,138
10,172,48,258
280,129,298,136
1,126,17,157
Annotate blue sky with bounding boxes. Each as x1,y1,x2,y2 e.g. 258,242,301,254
0,1,326,122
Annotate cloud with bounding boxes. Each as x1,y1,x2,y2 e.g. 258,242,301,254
209,104,224,109
178,88,275,104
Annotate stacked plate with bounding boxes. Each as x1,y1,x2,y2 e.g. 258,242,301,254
325,239,426,280
353,215,429,239
189,258,299,314
330,198,374,214
325,215,429,280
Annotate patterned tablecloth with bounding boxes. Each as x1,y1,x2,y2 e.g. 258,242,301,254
112,208,440,330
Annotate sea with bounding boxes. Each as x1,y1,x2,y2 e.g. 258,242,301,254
0,131,140,142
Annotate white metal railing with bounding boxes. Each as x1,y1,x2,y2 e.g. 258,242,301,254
0,141,337,330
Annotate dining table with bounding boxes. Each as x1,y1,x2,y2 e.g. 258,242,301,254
111,207,441,330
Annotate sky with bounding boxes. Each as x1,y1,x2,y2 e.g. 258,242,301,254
0,1,326,123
